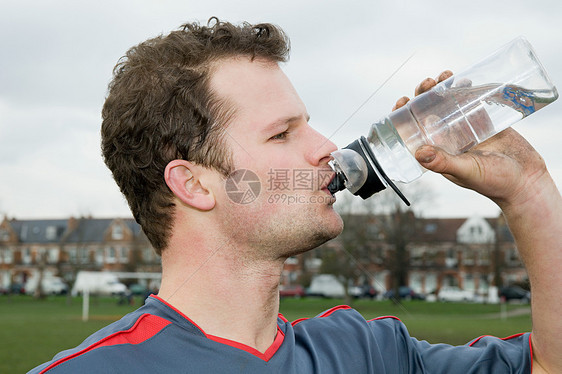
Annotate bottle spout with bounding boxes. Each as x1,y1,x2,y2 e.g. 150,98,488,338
328,137,410,206
327,172,346,195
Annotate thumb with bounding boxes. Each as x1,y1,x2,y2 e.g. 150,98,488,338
415,145,480,183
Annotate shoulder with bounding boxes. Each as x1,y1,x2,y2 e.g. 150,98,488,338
287,305,406,348
290,305,404,333
28,303,174,373
280,305,410,373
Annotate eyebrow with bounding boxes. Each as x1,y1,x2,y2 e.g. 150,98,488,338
263,114,310,133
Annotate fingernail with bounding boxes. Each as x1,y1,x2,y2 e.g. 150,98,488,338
416,147,436,164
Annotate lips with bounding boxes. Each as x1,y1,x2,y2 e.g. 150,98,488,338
320,171,337,197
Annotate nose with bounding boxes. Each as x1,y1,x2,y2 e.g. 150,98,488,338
305,127,338,166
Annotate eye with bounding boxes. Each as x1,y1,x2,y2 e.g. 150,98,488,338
269,130,289,141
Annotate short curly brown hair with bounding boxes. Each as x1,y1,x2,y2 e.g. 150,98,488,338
101,18,290,254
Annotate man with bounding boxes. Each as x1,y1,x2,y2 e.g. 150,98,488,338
30,19,561,373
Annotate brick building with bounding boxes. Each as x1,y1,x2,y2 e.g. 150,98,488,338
0,216,159,291
288,215,527,297
0,214,526,297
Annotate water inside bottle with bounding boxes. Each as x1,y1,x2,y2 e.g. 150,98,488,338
405,83,558,155
366,82,557,184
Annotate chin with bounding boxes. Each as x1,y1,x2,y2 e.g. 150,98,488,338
312,213,344,245
280,214,343,258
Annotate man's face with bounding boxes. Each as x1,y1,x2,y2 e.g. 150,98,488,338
209,57,343,259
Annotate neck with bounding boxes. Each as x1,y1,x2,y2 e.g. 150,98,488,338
157,235,286,353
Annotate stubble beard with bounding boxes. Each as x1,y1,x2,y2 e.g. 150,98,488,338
222,199,343,262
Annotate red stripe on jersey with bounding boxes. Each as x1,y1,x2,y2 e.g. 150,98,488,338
319,305,352,317
529,334,533,373
152,294,284,362
468,332,526,347
207,326,285,362
368,315,402,322
291,305,353,326
39,313,171,373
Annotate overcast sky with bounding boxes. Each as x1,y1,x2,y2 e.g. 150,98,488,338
1,0,561,220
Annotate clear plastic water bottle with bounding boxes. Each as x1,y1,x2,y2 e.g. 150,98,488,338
328,36,558,205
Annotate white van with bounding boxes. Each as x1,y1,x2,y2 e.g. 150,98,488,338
71,271,127,296
307,274,345,298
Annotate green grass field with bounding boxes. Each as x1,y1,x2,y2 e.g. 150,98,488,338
1,295,531,373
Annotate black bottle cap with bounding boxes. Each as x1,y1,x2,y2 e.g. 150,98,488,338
344,138,386,199
327,137,410,206
357,136,410,206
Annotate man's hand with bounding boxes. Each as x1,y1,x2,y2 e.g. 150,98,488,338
393,71,548,212
396,71,562,373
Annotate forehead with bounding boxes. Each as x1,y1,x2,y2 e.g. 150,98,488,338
209,57,307,129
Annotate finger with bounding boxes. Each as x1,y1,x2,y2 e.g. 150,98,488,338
415,78,437,96
414,145,481,187
392,96,410,111
436,70,453,83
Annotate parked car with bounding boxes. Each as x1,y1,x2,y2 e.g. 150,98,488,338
348,284,378,299
384,286,425,300
25,276,68,295
8,283,26,295
499,286,530,303
128,283,149,296
279,284,306,298
307,274,345,298
437,286,475,302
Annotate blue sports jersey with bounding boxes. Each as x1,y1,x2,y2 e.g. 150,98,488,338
28,295,532,373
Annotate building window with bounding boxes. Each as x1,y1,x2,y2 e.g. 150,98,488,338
445,249,457,268
424,223,437,233
143,247,153,263
0,249,4,264
47,248,59,264
0,229,10,241
425,273,437,294
477,248,490,265
23,248,32,264
119,247,129,263
95,248,104,265
463,248,475,265
1,248,13,264
409,272,423,293
425,249,438,266
106,247,116,263
112,225,124,240
79,248,89,264
479,274,489,292
410,247,423,266
464,273,475,291
374,272,387,293
443,274,458,287
68,247,77,264
46,226,57,240
470,226,482,235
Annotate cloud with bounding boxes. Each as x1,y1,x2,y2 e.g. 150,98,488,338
0,0,560,219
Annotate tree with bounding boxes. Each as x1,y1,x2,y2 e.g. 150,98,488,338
318,192,380,304
320,181,434,303
33,249,47,299
379,202,416,303
369,183,432,302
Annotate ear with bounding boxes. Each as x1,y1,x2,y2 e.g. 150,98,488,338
164,160,216,211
